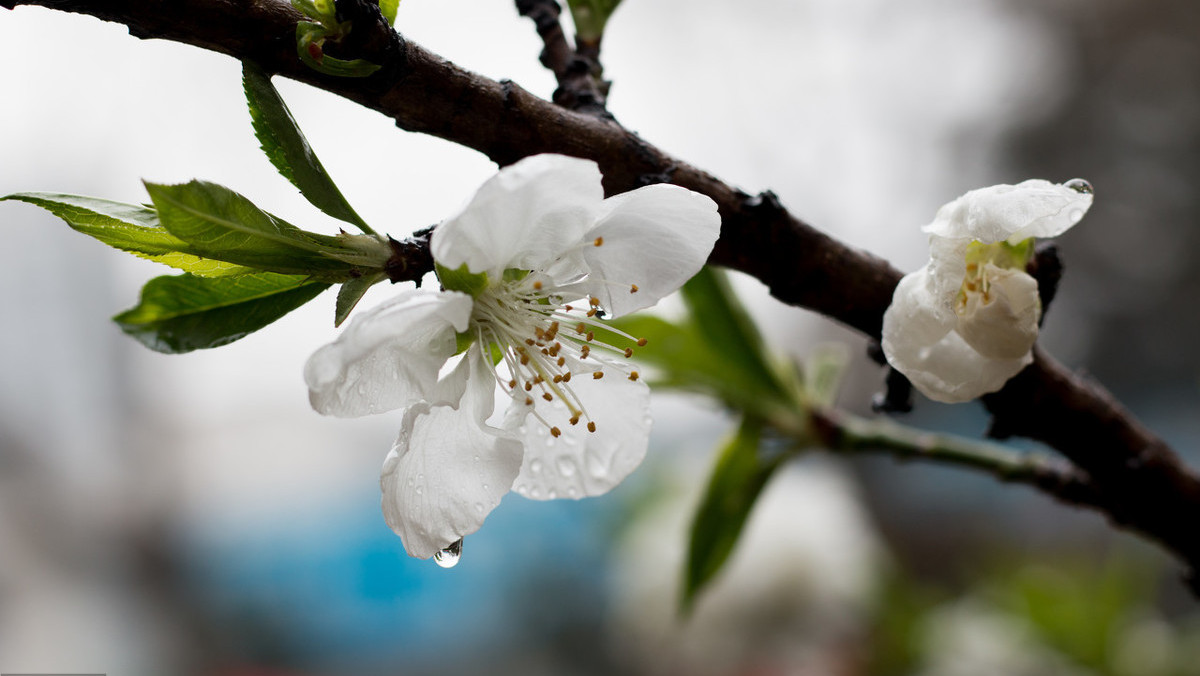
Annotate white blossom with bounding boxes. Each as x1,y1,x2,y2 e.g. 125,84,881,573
304,154,721,558
881,179,1093,403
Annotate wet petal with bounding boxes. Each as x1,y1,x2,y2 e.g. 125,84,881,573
509,359,652,500
431,154,604,277
304,289,473,417
380,364,522,558
923,179,1092,243
891,329,1032,404
569,184,721,318
954,265,1040,360
882,268,1032,403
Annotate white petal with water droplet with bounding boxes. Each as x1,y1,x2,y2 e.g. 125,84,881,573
380,360,522,558
304,289,473,418
510,363,651,499
431,154,603,278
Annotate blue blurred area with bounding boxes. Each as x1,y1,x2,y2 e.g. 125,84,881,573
181,480,623,673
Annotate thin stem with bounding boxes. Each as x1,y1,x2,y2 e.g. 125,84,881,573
810,409,1105,511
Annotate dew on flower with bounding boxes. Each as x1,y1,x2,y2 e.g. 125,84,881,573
1065,177,1093,194
433,538,463,568
531,459,544,472
556,456,578,477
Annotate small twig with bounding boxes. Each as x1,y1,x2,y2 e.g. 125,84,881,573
812,409,1105,511
514,0,610,116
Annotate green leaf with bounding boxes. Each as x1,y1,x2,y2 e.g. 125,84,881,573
2,192,255,277
379,0,400,25
334,271,385,326
145,180,366,277
114,271,329,353
242,62,375,235
683,418,781,613
565,0,623,41
680,266,788,400
613,314,774,412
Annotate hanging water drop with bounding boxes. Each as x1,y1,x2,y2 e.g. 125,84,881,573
434,538,463,568
530,459,544,474
1065,178,1093,195
1069,209,1084,223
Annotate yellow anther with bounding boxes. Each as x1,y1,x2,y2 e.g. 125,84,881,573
594,237,604,247
533,375,544,384
533,280,543,290
557,356,566,367
524,396,534,406
551,426,562,437
589,296,600,307
553,374,563,383
637,338,648,347
629,371,640,381
586,331,594,342
630,284,639,293
580,345,590,358
570,414,581,425
520,354,530,365
587,421,597,433
524,382,533,391
562,372,572,382
508,379,517,389
576,322,586,334
525,338,536,346
623,347,634,358
564,305,573,312
586,309,597,317
542,392,553,401
592,371,604,380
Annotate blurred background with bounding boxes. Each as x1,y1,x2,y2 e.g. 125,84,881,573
2,0,1200,673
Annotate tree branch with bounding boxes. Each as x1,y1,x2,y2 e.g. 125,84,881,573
514,0,609,115
812,408,1106,513
6,0,1200,592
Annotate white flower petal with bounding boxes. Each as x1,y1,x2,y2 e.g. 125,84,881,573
431,154,604,277
569,184,721,318
893,330,1031,404
923,179,1093,243
380,355,522,559
881,269,957,357
509,360,652,500
883,268,1033,403
304,289,473,417
954,266,1041,360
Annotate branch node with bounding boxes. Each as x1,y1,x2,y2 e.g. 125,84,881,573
384,227,435,285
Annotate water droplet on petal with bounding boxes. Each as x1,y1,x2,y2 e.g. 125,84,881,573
1065,178,1093,195
556,456,577,477
585,449,609,479
547,489,558,499
415,485,424,495
530,459,544,473
434,538,463,568
567,486,579,498
530,486,543,498
1069,209,1084,223
474,502,485,513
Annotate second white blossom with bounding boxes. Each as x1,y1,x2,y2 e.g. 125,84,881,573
881,179,1093,403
